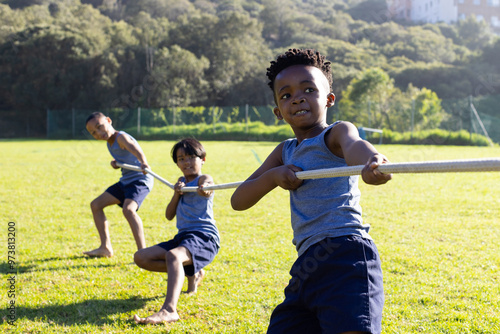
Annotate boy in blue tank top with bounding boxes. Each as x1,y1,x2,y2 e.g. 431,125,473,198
84,112,154,257
133,138,220,325
231,49,392,334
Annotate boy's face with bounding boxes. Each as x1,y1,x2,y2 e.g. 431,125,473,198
175,148,205,180
86,116,114,141
273,65,335,131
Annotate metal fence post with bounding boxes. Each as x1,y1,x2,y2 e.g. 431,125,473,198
173,107,176,134
137,107,141,135
72,108,75,138
213,106,216,134
245,104,249,133
46,109,50,139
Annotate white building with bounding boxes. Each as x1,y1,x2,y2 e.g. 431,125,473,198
387,0,500,32
411,0,457,23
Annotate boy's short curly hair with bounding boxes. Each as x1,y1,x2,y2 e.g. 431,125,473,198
266,48,333,92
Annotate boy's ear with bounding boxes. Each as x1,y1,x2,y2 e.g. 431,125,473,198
273,107,283,120
326,93,335,107
106,117,112,124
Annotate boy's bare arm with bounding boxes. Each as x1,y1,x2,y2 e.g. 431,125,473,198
165,178,184,220
329,122,392,185
231,143,303,211
117,134,150,170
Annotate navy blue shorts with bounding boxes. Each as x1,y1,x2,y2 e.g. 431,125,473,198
267,235,384,334
106,180,150,210
157,231,219,276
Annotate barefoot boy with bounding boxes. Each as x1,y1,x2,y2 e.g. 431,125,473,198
231,49,392,333
84,112,154,257
133,138,220,324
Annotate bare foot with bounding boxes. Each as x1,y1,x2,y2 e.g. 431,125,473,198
133,309,179,324
186,269,204,294
83,247,113,258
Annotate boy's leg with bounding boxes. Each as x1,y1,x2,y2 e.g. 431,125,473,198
134,246,193,324
134,245,169,272
122,198,146,250
186,269,204,294
84,192,120,257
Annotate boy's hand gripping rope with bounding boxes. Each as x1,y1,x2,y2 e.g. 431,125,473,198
117,158,500,193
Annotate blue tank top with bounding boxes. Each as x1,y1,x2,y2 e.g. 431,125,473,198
282,123,370,256
107,131,154,190
176,176,220,247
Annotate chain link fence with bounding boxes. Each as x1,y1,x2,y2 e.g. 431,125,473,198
43,105,285,140
1,96,499,143
441,96,500,144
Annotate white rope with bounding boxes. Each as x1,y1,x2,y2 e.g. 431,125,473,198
296,158,500,179
116,162,241,192
116,162,175,189
181,181,244,192
117,158,500,192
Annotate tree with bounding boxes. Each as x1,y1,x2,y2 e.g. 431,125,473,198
123,0,197,20
389,26,457,63
0,26,110,110
127,11,169,48
347,0,389,24
259,0,296,47
457,15,493,51
411,87,444,131
172,11,270,105
0,24,120,136
4,0,46,9
322,39,384,71
392,63,475,99
473,37,500,96
150,45,210,107
340,68,445,132
355,22,458,64
339,68,395,129
0,4,26,43
1,0,498,132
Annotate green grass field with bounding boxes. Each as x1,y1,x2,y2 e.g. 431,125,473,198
1,139,500,333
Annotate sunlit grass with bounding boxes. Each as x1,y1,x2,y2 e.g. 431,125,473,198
1,140,499,333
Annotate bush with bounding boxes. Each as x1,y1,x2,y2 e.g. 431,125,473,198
125,121,494,146
381,129,493,146
130,121,295,142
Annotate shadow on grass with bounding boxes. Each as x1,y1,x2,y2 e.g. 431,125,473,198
0,261,35,274
0,255,125,274
6,297,154,326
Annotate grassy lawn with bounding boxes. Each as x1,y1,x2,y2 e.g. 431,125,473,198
1,139,500,333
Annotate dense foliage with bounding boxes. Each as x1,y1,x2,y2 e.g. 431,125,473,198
0,0,499,135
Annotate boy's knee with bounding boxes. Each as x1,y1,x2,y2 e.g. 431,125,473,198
134,251,145,267
165,250,180,264
90,199,100,211
166,247,190,266
122,201,138,216
122,206,135,217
